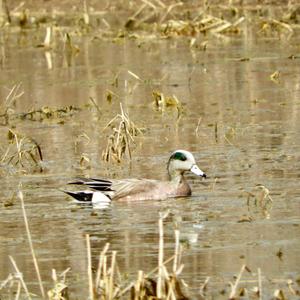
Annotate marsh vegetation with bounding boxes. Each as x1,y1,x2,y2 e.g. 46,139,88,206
0,0,300,299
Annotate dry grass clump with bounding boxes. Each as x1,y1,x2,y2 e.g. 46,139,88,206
0,129,43,173
87,212,189,300
3,203,189,300
123,3,247,41
1,1,299,41
159,15,245,38
102,103,143,163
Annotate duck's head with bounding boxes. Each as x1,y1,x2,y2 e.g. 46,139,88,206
167,150,206,179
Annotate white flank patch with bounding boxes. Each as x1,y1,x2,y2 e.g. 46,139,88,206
92,192,111,204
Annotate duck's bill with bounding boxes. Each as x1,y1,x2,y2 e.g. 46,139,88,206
190,165,207,178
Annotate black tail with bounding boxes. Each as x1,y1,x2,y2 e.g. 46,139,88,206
63,190,93,202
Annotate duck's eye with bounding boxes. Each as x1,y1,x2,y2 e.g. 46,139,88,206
171,152,187,161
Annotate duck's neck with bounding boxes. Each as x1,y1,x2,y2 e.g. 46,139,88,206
168,167,185,184
168,167,192,196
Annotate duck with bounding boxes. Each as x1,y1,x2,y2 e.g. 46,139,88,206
63,150,206,204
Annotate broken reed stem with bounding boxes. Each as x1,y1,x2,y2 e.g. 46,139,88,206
43,27,51,48
109,251,117,300
86,234,94,300
258,268,262,300
165,275,175,300
15,279,21,299
173,229,180,273
9,256,31,300
0,274,13,290
103,255,108,297
18,190,45,298
195,117,202,137
95,243,110,290
135,270,144,296
83,0,90,25
89,97,102,116
199,276,210,296
157,216,164,298
229,264,246,299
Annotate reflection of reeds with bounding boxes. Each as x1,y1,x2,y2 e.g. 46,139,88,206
102,103,143,163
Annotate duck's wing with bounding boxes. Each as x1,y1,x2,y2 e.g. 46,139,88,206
110,178,159,200
65,178,113,205
68,177,114,192
68,177,160,200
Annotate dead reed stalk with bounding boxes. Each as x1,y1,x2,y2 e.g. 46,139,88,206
229,264,246,299
258,268,262,300
95,243,110,290
102,103,143,163
8,256,32,300
0,83,23,125
157,212,166,298
1,129,43,172
18,190,45,298
86,234,94,300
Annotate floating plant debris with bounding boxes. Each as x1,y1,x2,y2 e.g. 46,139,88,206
18,105,81,122
270,70,281,83
244,185,273,219
152,90,183,119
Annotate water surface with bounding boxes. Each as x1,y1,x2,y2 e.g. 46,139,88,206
0,31,300,298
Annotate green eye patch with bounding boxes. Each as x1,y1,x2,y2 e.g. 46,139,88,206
171,152,187,161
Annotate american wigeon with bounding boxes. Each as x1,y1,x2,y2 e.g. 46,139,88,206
63,150,206,204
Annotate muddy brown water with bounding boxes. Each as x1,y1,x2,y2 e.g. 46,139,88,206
0,30,300,299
